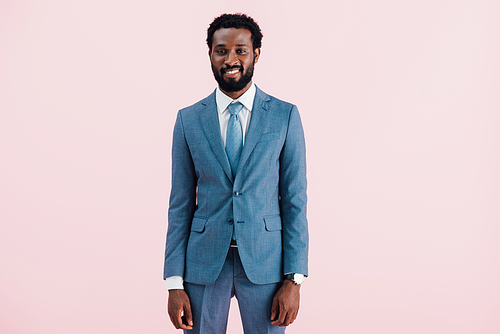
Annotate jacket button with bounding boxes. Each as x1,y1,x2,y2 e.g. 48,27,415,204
233,191,239,196
228,219,234,225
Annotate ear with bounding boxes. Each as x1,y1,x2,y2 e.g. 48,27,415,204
253,48,261,64
208,49,212,58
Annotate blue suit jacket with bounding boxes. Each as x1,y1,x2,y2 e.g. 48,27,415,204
163,86,308,285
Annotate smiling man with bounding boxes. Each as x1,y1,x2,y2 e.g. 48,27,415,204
163,13,308,334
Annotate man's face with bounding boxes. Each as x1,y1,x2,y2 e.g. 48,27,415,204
209,28,260,95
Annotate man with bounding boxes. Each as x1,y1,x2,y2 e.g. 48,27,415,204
164,13,308,334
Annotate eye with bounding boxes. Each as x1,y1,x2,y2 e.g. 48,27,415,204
215,49,226,55
237,49,247,54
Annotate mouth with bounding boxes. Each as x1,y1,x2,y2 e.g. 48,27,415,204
222,66,242,79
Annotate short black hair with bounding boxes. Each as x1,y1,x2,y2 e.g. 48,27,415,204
207,13,263,51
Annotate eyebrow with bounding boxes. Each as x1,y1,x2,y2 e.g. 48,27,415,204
213,43,249,48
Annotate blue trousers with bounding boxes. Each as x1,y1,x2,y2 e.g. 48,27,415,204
184,248,286,334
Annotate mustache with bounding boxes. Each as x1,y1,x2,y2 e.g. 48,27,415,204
221,65,242,73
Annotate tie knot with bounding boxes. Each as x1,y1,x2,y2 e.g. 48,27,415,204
228,102,243,116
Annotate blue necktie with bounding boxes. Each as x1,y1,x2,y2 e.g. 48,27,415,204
226,102,244,179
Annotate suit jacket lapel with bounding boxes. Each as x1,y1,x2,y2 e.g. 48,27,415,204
200,91,234,183
236,87,270,178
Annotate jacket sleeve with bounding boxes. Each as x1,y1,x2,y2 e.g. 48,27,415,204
163,111,197,279
279,105,309,276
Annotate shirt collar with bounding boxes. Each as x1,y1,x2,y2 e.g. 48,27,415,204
216,83,256,114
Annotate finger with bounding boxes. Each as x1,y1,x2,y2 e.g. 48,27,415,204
175,310,184,329
290,310,297,324
271,319,282,326
184,302,194,327
270,313,282,326
270,298,278,321
169,312,183,329
167,303,182,329
177,311,193,330
271,304,286,326
283,311,296,326
288,307,299,326
277,304,287,325
168,313,179,329
178,323,193,330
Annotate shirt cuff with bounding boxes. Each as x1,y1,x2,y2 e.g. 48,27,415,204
165,276,184,290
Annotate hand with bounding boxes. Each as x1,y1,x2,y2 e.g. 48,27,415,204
167,289,193,330
270,279,301,326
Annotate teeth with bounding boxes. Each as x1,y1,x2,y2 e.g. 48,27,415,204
226,69,239,74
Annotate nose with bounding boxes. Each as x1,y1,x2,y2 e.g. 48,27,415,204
224,50,239,67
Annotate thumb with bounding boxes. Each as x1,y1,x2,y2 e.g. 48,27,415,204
184,302,194,326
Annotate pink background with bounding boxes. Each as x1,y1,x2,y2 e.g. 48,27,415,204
1,0,499,333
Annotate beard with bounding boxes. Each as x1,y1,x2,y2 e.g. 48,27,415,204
211,60,255,93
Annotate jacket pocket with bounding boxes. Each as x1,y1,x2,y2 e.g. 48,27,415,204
264,215,282,231
191,217,207,232
258,132,280,142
